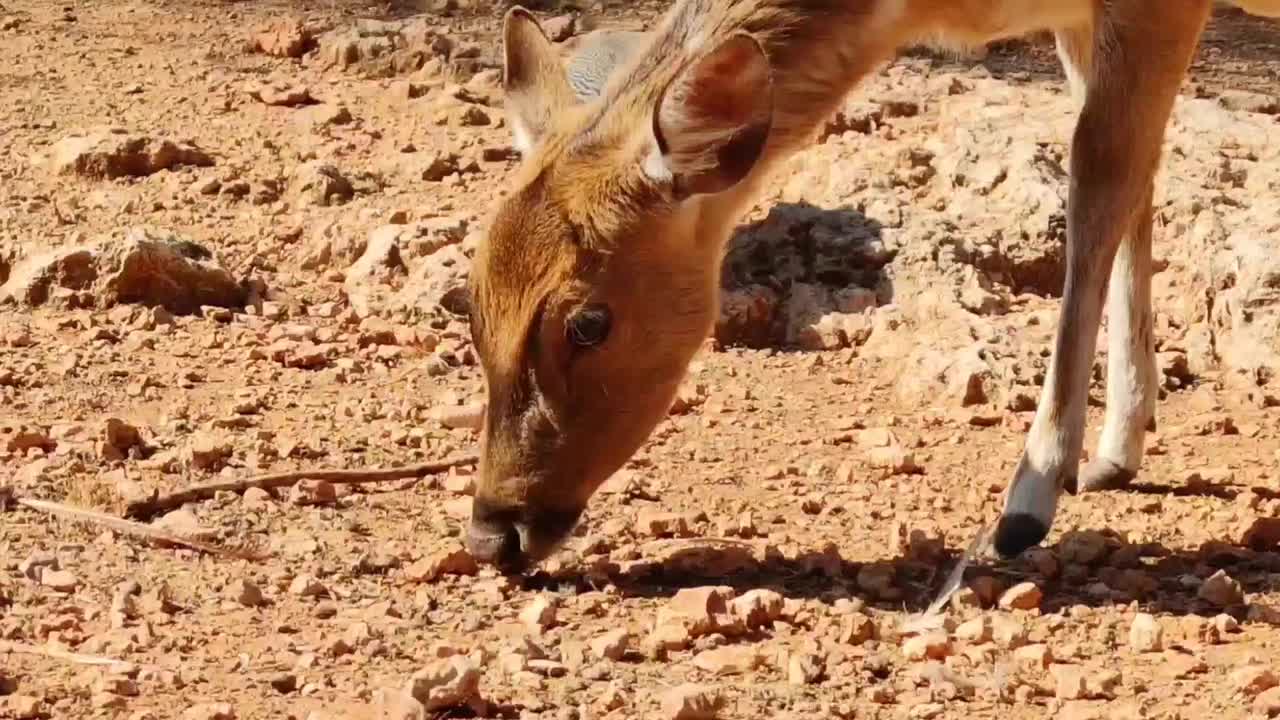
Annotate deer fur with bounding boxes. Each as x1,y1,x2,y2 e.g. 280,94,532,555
465,0,1280,571
562,29,651,102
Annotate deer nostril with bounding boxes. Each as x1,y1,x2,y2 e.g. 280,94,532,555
466,522,521,566
467,497,524,568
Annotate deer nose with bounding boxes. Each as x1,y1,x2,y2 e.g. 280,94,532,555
466,497,525,570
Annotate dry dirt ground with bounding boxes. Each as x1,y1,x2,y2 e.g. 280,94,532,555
3,1,1280,719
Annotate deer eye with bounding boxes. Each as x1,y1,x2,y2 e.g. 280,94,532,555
565,305,611,348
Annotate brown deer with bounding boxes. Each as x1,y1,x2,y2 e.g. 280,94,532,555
464,0,1280,572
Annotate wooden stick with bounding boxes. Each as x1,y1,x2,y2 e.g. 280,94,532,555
9,494,268,560
124,453,479,519
899,521,993,634
0,641,142,671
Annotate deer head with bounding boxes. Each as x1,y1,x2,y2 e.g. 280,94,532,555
466,6,774,572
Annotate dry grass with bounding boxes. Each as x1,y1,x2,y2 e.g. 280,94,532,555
64,473,125,516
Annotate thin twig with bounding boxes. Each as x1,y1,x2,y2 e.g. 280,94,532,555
900,521,992,635
0,640,168,674
7,494,268,560
124,453,479,519
639,537,760,552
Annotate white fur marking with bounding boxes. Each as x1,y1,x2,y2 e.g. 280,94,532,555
1004,459,1061,528
1094,210,1156,472
642,145,674,184
509,115,535,156
686,27,710,55
1003,391,1074,527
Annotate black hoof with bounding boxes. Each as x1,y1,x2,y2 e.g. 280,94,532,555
994,513,1049,559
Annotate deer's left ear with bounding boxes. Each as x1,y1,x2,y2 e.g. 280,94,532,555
503,6,577,155
645,31,773,199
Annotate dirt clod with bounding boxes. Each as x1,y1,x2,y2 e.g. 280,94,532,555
1129,614,1163,653
661,684,724,720
253,20,314,59
181,703,236,720
1198,569,1245,607
787,652,825,685
39,568,79,592
520,595,557,634
1233,666,1279,697
903,633,951,661
42,129,213,178
404,656,482,712
231,579,267,608
589,629,631,661
998,581,1043,611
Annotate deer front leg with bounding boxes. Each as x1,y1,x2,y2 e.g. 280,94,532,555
993,1,1210,558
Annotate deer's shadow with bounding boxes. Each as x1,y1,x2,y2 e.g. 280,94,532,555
527,482,1280,620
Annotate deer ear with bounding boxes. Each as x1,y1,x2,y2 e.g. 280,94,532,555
646,32,773,198
503,6,576,155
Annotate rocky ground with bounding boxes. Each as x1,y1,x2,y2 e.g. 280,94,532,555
2,1,1280,719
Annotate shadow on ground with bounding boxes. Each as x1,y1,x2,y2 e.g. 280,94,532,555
716,201,893,351
525,483,1280,621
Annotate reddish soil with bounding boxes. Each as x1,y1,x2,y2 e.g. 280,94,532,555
2,2,1279,720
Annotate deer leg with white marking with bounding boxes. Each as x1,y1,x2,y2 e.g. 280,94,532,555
1079,181,1159,492
993,0,1211,558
